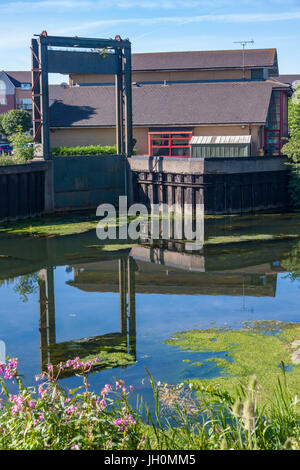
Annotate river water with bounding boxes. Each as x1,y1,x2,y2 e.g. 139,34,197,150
0,213,300,404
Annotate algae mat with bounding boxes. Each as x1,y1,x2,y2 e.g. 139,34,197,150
165,321,300,397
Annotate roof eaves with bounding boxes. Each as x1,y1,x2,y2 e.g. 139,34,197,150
0,71,17,88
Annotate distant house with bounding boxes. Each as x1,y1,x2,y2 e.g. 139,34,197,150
47,48,291,156
0,70,66,115
0,71,32,114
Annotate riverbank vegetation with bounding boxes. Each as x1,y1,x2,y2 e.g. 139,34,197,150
282,85,300,209
1,357,300,450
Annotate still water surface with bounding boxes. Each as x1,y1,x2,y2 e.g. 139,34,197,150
0,213,300,404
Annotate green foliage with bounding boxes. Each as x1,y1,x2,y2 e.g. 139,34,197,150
288,86,300,139
1,110,32,135
1,357,300,450
50,144,137,156
0,157,15,166
50,145,117,156
13,273,38,303
0,114,5,135
282,86,300,208
281,240,300,282
8,127,34,163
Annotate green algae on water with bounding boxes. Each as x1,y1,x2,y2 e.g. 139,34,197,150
165,321,300,398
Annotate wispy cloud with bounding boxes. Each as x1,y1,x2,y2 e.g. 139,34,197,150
0,0,295,12
57,11,300,35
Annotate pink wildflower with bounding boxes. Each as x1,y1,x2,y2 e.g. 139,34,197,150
66,405,76,415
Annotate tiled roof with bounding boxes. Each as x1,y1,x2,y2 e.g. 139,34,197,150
50,80,288,128
132,49,278,72
277,74,300,86
5,71,31,86
49,84,68,103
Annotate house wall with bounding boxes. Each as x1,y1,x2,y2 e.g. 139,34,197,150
0,73,16,114
50,127,116,148
69,68,252,85
15,88,32,109
0,94,15,114
50,124,262,156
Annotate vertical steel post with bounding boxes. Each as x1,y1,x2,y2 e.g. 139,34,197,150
46,267,56,345
115,48,124,155
127,257,136,359
124,44,133,158
39,39,50,160
38,268,56,370
31,38,42,143
119,258,127,337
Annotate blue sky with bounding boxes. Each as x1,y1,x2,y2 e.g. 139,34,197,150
0,0,299,82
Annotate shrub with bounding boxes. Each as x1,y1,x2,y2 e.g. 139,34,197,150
8,127,34,164
50,145,117,156
50,145,137,157
0,157,15,166
282,86,300,209
1,110,32,135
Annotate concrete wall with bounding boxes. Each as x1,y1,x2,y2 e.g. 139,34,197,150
50,127,116,148
53,155,127,210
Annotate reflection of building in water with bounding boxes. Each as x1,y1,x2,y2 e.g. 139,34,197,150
69,246,282,299
38,258,136,377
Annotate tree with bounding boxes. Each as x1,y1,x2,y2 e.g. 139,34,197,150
282,85,300,209
0,114,5,136
1,109,32,135
8,126,34,163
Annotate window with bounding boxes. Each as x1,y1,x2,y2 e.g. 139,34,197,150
148,131,192,157
265,90,286,155
18,98,32,110
0,80,7,105
21,83,31,90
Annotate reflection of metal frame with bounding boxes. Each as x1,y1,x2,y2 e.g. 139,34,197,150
31,33,133,159
38,258,136,378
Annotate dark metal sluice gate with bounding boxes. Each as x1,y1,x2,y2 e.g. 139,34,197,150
31,33,133,160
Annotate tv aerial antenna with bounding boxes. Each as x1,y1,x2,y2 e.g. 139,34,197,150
233,39,255,79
